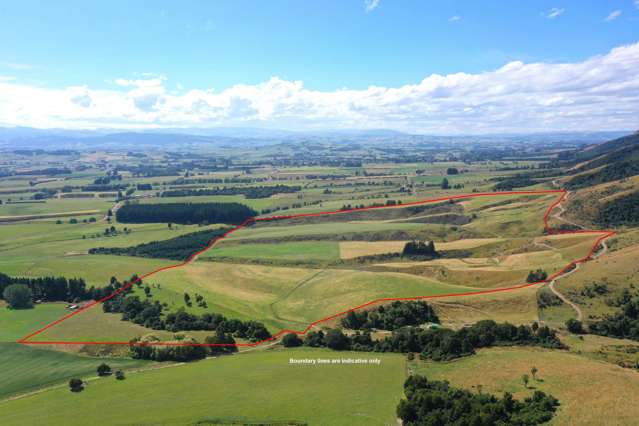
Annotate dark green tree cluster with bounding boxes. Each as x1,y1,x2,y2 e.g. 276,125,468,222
82,183,129,192
129,338,208,362
565,319,584,334
15,167,71,176
68,378,84,393
341,301,439,331
580,281,609,298
282,333,303,347
493,175,537,191
161,185,301,199
376,321,563,361
302,329,368,351
204,330,240,355
89,228,230,261
115,202,256,225
588,294,639,340
595,192,639,227
397,375,559,426
97,363,112,376
527,269,548,283
402,241,438,258
302,320,563,361
2,284,33,309
537,291,563,309
566,161,639,189
170,177,264,185
0,272,95,304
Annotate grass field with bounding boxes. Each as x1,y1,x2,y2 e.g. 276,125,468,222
26,303,182,342
0,198,113,217
0,302,68,342
0,221,220,284
409,346,639,425
205,240,341,262
0,349,406,426
0,343,147,400
228,220,427,242
430,285,540,327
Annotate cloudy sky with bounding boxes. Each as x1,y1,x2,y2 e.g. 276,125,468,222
1,0,638,133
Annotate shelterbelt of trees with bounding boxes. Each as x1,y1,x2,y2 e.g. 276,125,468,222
160,184,301,199
115,202,257,225
0,272,101,304
89,228,230,261
298,320,563,361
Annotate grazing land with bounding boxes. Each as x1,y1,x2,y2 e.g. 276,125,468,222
2,131,639,425
0,349,406,426
0,343,147,400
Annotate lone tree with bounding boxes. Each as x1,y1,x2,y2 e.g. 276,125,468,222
115,370,126,380
565,318,584,334
69,378,84,392
97,363,112,376
282,333,303,347
531,366,538,381
2,284,33,309
441,178,450,190
522,374,530,389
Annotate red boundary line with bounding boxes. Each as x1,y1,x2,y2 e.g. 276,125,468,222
17,189,615,348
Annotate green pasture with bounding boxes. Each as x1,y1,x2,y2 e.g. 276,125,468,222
0,343,147,400
0,349,406,426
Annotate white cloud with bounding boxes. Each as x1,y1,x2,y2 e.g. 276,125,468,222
1,43,639,133
604,10,622,22
544,8,565,19
449,16,461,22
364,0,380,13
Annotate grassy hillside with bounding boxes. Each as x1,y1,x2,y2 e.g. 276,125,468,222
30,262,479,341
0,349,406,426
0,343,147,400
410,346,639,425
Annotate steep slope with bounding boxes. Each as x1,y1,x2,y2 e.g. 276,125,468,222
564,131,639,189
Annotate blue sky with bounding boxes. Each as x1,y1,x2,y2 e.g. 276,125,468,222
0,0,638,132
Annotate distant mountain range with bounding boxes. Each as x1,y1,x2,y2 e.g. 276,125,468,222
0,126,632,150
